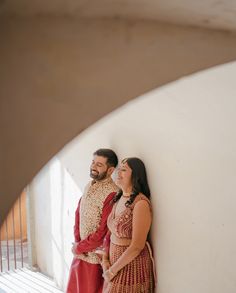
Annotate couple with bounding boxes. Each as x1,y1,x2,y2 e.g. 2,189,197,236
66,149,155,293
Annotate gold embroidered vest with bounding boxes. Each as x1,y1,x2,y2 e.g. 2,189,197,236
78,177,118,264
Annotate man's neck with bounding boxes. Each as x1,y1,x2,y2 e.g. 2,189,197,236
92,176,111,185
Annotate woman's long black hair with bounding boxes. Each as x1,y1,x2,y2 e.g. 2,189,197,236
113,157,151,206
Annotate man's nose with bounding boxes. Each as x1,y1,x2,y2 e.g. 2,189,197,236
91,162,97,169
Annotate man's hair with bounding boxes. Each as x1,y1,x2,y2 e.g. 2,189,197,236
93,148,118,168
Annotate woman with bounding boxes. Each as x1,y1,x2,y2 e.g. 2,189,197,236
102,157,155,292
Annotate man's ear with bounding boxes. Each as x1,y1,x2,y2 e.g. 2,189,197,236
107,166,115,176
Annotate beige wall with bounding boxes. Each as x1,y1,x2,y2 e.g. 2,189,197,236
29,61,236,292
1,16,236,225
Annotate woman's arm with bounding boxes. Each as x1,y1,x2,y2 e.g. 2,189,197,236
101,231,111,271
103,199,151,281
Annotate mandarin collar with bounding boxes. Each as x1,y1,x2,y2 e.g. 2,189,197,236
91,176,113,186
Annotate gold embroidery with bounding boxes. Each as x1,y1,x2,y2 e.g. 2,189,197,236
78,177,118,264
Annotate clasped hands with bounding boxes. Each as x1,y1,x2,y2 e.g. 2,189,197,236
102,260,116,282
71,243,115,281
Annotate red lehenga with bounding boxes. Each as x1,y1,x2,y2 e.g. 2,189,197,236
104,195,156,293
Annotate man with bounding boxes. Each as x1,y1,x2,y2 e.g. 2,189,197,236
66,148,119,293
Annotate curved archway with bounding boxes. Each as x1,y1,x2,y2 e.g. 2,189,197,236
1,18,236,223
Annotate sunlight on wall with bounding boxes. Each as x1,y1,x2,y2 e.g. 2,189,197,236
30,157,82,290
49,158,83,289
62,163,83,291
30,61,236,293
57,61,236,293
50,159,63,287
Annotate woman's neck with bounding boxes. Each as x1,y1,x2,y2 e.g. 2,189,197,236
122,187,132,197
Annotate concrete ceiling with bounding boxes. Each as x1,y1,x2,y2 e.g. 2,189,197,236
1,0,236,32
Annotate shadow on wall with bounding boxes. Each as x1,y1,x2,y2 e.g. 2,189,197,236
55,61,236,293
0,191,27,241
27,61,236,293
1,17,236,227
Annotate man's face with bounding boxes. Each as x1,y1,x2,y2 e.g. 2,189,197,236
90,155,110,181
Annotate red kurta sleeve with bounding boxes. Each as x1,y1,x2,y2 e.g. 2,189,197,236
74,198,81,242
74,191,115,255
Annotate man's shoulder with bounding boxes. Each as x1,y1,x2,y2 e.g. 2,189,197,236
104,188,117,205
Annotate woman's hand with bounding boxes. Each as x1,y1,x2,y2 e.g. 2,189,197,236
102,268,116,282
102,260,111,273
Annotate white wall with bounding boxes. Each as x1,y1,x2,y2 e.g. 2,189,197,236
28,160,83,290
29,61,236,292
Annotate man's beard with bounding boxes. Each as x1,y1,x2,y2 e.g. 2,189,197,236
90,169,108,181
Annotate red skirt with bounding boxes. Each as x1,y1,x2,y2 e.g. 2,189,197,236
67,257,103,293
104,243,155,293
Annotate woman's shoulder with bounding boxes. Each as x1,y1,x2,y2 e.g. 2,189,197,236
133,193,151,207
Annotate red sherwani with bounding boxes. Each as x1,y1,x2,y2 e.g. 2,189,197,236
67,177,118,293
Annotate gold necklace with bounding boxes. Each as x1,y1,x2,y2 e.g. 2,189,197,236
122,192,130,198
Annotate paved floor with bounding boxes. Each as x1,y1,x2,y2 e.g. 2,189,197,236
0,268,63,293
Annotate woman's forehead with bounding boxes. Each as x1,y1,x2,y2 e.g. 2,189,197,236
120,161,130,169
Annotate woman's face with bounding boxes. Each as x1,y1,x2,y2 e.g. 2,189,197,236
116,162,132,190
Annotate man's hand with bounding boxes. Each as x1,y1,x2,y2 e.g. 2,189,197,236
71,242,88,257
71,242,78,255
